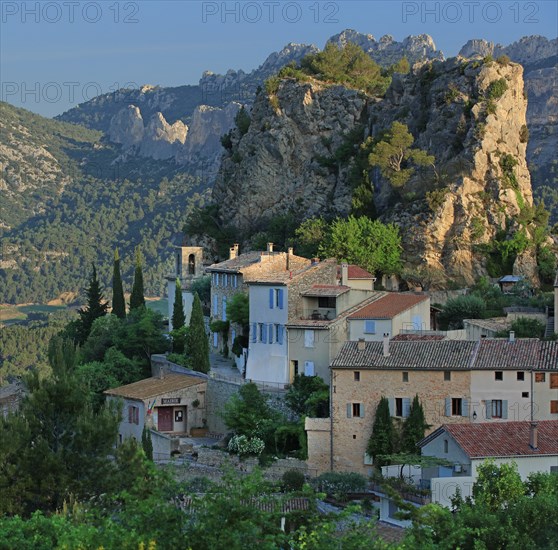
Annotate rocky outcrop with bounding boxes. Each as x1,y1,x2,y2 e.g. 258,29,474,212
328,29,443,65
214,57,534,284
139,112,188,160
108,105,145,148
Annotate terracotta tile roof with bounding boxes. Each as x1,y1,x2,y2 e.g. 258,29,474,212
348,265,375,279
428,421,558,458
332,340,477,369
301,285,351,297
207,252,263,273
332,340,558,371
179,495,310,513
349,293,429,319
104,374,205,400
391,334,445,341
248,259,336,285
463,318,510,332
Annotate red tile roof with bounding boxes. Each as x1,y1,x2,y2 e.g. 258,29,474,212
440,421,558,458
391,334,445,341
301,284,351,297
348,265,375,279
349,293,428,319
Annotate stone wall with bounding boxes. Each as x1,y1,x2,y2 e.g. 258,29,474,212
331,368,471,474
305,417,331,475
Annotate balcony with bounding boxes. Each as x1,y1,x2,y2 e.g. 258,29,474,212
301,308,336,321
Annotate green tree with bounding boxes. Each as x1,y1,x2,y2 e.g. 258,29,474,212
401,395,430,453
473,460,525,511
141,426,153,461
0,338,120,516
438,294,486,330
186,293,210,374
235,105,251,136
295,217,328,258
320,215,402,275
368,121,435,188
111,248,126,319
76,264,109,344
129,247,145,311
366,397,393,467
171,278,186,353
227,292,249,333
285,374,329,418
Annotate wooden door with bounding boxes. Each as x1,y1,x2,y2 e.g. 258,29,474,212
158,406,173,432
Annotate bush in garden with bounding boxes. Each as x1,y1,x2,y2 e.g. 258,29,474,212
282,469,306,492
227,435,265,456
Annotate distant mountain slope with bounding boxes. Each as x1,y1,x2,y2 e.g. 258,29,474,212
0,101,209,304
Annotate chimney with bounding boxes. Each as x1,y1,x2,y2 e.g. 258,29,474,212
357,338,366,351
287,247,293,270
267,242,274,253
529,422,539,450
158,366,165,380
311,257,320,265
509,330,515,343
229,245,237,260
383,333,390,357
341,263,349,286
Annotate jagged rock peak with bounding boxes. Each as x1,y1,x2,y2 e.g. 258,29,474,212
258,42,319,73
327,29,443,65
458,39,495,59
108,105,144,148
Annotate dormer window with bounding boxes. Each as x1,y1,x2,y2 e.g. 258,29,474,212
318,296,335,308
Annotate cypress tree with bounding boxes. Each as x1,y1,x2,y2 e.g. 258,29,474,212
366,396,393,468
401,394,430,453
186,292,210,374
172,278,186,330
129,247,145,310
141,425,153,461
112,248,126,319
76,264,109,344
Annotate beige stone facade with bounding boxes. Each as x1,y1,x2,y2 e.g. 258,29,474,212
305,417,331,475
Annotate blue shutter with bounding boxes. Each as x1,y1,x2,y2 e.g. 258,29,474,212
365,320,376,334
402,398,411,418
278,325,284,345
269,288,274,309
278,288,284,309
268,324,273,344
222,297,227,321
502,400,508,419
213,295,218,315
262,324,267,344
360,404,365,418
445,398,452,417
462,399,469,417
485,401,492,419
388,398,395,417
347,404,352,418
251,323,257,343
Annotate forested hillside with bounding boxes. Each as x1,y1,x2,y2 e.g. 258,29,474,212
0,101,210,304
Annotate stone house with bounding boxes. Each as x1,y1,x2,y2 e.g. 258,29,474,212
207,243,310,355
306,339,558,475
348,293,431,341
0,380,25,418
105,373,208,444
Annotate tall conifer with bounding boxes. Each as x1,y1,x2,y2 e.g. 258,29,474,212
366,396,393,468
76,264,109,344
186,292,210,374
129,247,145,310
172,278,186,330
402,395,430,453
112,248,126,319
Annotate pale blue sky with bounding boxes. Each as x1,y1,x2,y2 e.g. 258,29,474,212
1,1,556,117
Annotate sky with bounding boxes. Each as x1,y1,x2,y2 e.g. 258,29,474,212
1,0,557,118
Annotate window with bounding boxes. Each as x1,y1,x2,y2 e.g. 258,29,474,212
364,320,376,334
304,330,315,348
224,274,228,286
274,324,280,343
444,371,451,381
551,374,558,389
444,439,449,454
495,371,503,381
551,466,558,474
395,398,403,417
402,372,409,382
318,296,336,308
188,253,195,275
270,288,284,309
128,405,139,425
452,398,463,416
491,400,503,418
551,401,558,414
522,392,529,398
347,403,364,418
517,372,525,381
258,323,265,342
535,373,545,383
354,371,360,382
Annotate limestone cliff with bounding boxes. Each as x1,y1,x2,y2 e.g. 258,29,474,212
213,57,534,285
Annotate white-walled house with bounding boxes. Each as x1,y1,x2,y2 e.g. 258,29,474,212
348,293,430,341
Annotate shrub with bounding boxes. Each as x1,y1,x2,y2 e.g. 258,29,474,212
311,472,367,501
438,295,486,330
486,78,508,100
519,124,529,143
426,188,449,213
496,54,511,66
265,76,280,96
235,106,251,136
220,132,233,150
228,435,265,456
282,469,305,492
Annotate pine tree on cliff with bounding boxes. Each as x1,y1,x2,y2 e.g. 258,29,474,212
111,248,126,319
186,292,210,374
76,264,109,344
129,247,145,310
